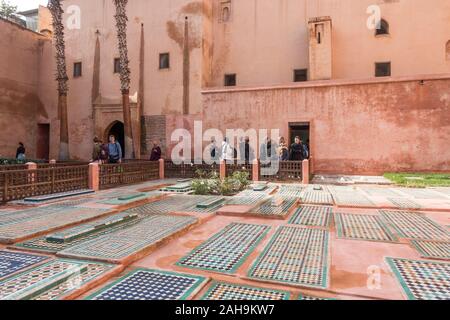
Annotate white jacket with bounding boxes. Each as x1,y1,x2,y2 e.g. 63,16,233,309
221,141,234,161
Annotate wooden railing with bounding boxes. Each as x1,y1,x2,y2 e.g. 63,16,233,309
0,164,28,171
164,160,219,179
225,162,253,180
260,161,303,181
0,165,89,203
99,161,160,190
37,162,90,168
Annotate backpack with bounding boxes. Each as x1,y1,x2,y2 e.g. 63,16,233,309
100,144,109,160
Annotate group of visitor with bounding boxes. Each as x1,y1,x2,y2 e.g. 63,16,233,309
209,136,309,163
91,135,162,163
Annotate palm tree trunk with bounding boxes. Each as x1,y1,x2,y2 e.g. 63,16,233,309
49,0,70,161
113,0,134,159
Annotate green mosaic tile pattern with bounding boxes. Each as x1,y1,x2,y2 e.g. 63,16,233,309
0,207,110,243
386,257,450,300
250,197,297,217
126,195,214,215
358,187,401,198
99,191,162,205
335,213,398,242
58,215,197,263
249,226,329,289
202,282,290,300
397,188,447,200
380,210,449,241
0,206,61,226
388,198,422,210
87,268,206,300
299,191,334,205
410,240,450,260
23,189,94,203
277,185,305,198
14,215,143,254
289,206,332,228
226,194,268,205
177,223,269,274
0,258,114,300
331,191,375,207
298,293,335,300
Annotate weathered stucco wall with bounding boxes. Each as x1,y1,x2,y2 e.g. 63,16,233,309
201,75,450,174
0,18,52,160
208,0,450,86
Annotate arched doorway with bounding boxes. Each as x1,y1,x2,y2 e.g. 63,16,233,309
105,121,125,156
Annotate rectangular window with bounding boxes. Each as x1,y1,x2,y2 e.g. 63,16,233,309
294,69,308,82
114,58,121,74
375,62,391,77
224,74,236,86
159,53,170,69
73,62,82,78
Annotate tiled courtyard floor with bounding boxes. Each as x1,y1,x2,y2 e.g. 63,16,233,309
0,179,449,300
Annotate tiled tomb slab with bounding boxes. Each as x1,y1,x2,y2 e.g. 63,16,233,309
13,213,144,254
45,212,139,243
225,194,268,206
0,258,120,300
86,268,208,300
380,210,449,241
358,187,402,198
0,250,50,280
201,282,290,300
276,185,305,198
395,188,448,200
248,226,329,289
387,198,422,210
334,213,398,243
0,206,62,226
126,195,221,215
0,207,112,244
328,186,376,208
57,215,198,265
177,223,270,274
22,189,95,203
410,240,450,260
98,191,165,205
299,190,334,206
386,257,450,300
288,206,332,228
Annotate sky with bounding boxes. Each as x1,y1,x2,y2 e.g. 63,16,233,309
6,0,48,12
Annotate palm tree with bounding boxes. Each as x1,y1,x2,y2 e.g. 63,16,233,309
113,0,134,159
48,0,70,160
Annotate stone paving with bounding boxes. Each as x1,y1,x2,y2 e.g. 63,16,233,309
0,179,448,300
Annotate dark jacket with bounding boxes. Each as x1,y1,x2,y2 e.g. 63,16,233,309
16,146,25,159
150,146,162,161
289,143,305,161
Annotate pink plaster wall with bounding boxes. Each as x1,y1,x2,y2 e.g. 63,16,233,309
201,74,450,174
209,0,450,86
0,18,53,159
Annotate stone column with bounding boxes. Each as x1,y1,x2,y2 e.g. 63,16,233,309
252,159,260,182
88,162,100,191
220,160,226,180
302,159,310,185
159,158,165,180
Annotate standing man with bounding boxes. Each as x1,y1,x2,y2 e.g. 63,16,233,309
108,134,122,164
221,137,234,162
209,137,219,162
16,142,26,161
289,136,305,161
149,140,162,161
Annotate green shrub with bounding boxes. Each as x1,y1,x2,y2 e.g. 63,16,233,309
191,169,251,196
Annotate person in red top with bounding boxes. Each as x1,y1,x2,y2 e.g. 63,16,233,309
149,140,162,161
